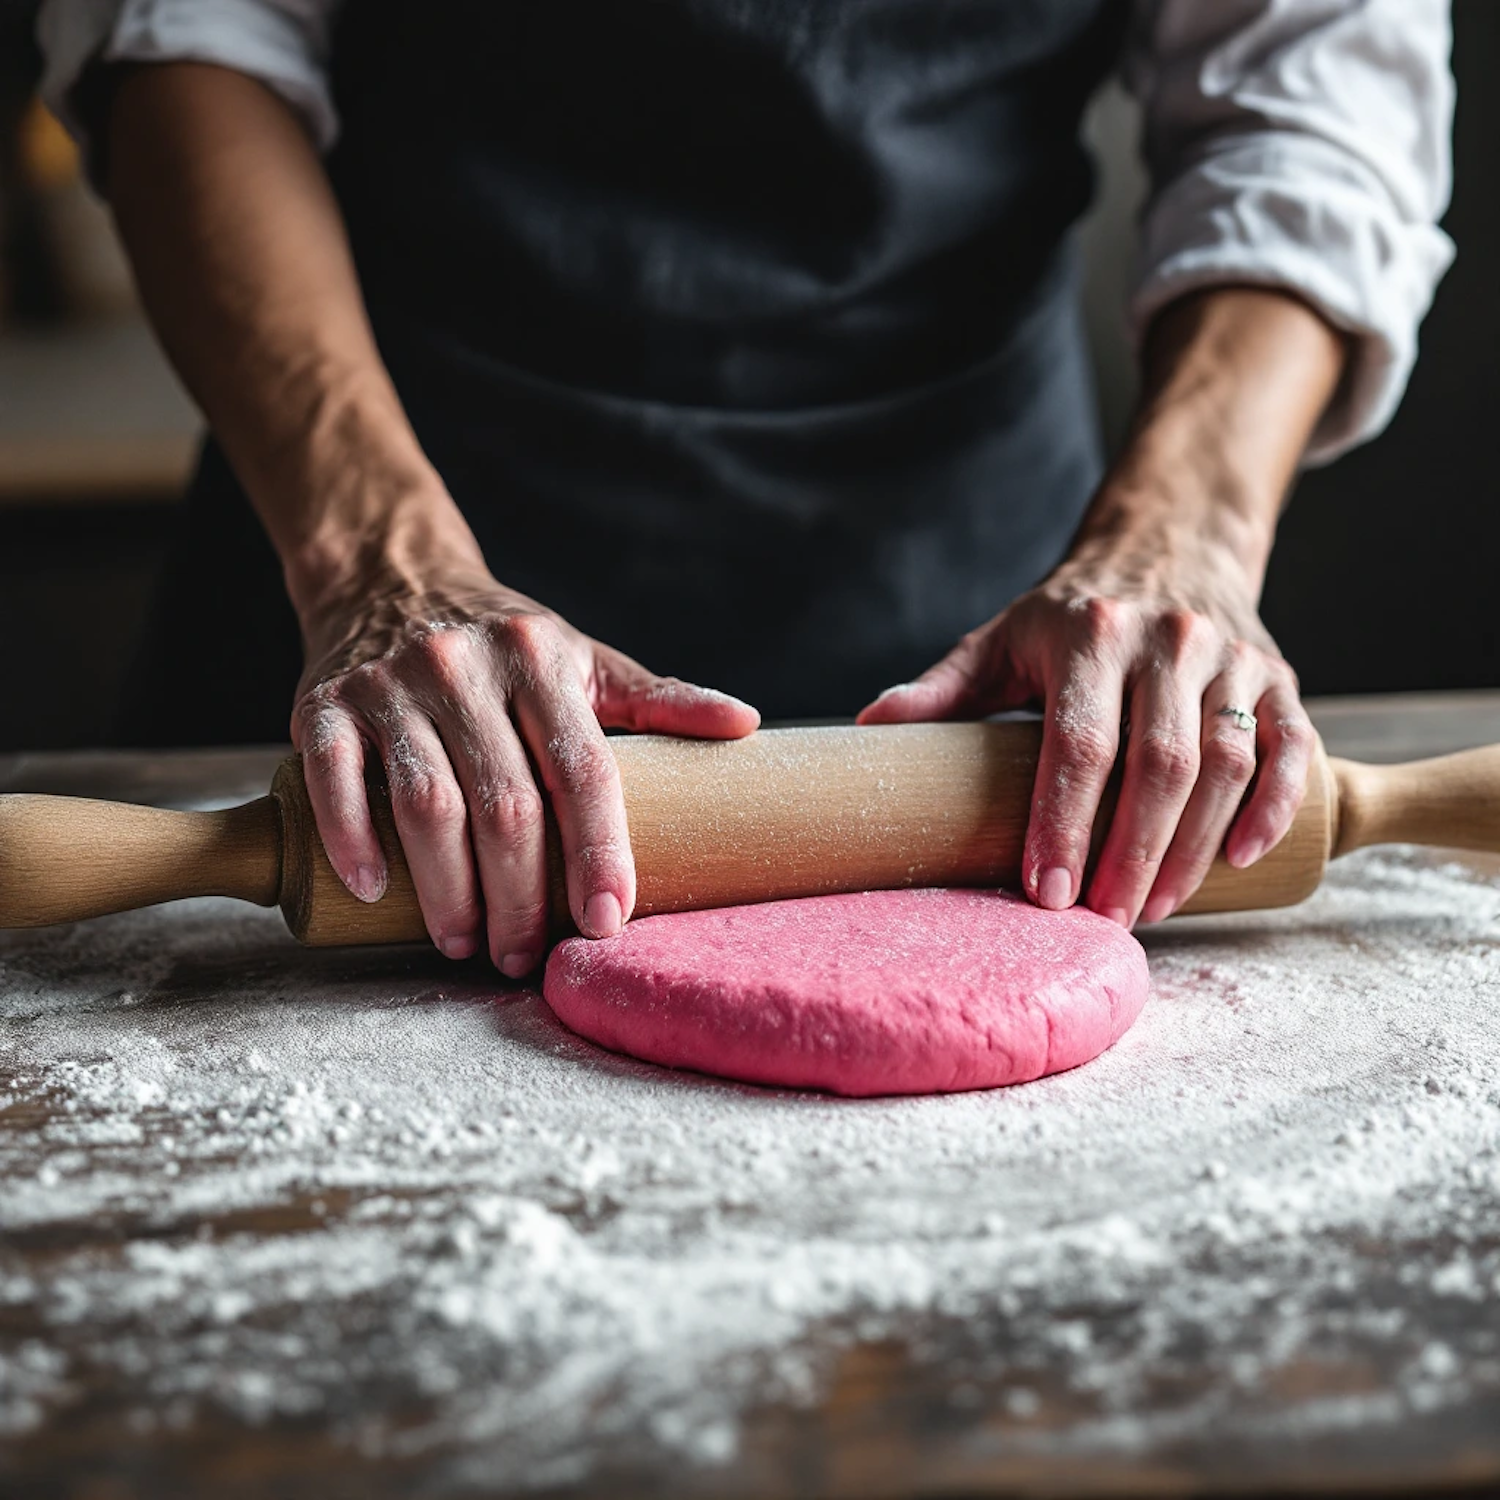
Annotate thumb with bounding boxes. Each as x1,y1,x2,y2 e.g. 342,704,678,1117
593,652,761,739
855,628,1000,726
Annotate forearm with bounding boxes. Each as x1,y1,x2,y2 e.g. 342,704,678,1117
864,284,1346,923
103,61,481,616
1067,287,1348,592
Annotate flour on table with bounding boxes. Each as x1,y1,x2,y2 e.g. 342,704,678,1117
2,849,1499,1486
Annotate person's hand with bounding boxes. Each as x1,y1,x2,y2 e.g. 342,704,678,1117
860,286,1346,929
290,541,759,975
100,63,758,974
857,521,1313,930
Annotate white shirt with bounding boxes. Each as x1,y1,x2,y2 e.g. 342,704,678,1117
36,0,1456,463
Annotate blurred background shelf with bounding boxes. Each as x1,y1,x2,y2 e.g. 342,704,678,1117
0,313,199,502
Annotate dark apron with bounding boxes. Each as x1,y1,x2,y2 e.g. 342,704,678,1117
118,0,1125,745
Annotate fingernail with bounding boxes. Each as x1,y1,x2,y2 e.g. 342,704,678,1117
350,864,387,904
1098,906,1131,930
438,934,477,961
501,952,536,979
875,683,911,701
1037,867,1074,910
1229,836,1268,870
583,892,623,939
1140,894,1176,926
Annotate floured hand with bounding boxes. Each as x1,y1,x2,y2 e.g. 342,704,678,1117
291,526,759,975
859,287,1346,929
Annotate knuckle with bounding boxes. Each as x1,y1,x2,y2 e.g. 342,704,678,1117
414,624,474,690
1134,730,1200,791
345,658,389,691
1075,596,1126,652
1157,609,1217,663
393,765,466,830
1052,720,1116,777
1224,639,1257,672
1093,843,1163,905
473,781,545,841
1202,729,1257,787
493,612,561,669
550,734,618,796
339,660,395,710
295,687,346,733
297,715,347,768
295,681,340,720
1113,842,1160,876
1275,715,1314,758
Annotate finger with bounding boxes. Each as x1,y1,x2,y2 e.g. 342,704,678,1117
592,651,761,739
1086,617,1219,928
504,616,634,939
1024,658,1125,916
1139,657,1263,924
355,686,483,960
292,696,387,904
855,629,995,725
432,694,550,979
1226,679,1315,869
404,625,550,974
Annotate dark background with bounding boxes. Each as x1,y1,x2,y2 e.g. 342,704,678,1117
0,1,1494,753
1259,0,1498,697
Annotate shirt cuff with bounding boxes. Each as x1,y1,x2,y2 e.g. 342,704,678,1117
1130,134,1456,466
38,0,338,166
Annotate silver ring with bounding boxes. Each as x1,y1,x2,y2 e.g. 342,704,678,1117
1217,706,1258,733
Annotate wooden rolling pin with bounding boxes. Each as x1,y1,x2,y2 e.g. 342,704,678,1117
1,722,1498,946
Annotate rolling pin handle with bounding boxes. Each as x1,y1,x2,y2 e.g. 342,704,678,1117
0,792,282,929
1330,744,1500,859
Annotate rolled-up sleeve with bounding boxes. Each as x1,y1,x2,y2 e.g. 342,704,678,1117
37,0,342,157
1124,0,1456,463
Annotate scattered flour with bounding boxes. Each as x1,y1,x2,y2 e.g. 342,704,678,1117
2,848,1500,1488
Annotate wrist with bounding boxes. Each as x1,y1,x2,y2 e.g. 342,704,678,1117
1054,458,1277,616
1062,286,1348,596
282,479,487,624
1116,287,1346,529
239,368,487,621
1071,460,1277,595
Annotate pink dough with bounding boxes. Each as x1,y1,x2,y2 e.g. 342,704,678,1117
542,888,1149,1097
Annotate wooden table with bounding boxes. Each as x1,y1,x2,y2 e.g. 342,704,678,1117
3,693,1500,1499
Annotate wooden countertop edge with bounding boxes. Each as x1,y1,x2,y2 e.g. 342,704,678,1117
0,433,196,504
